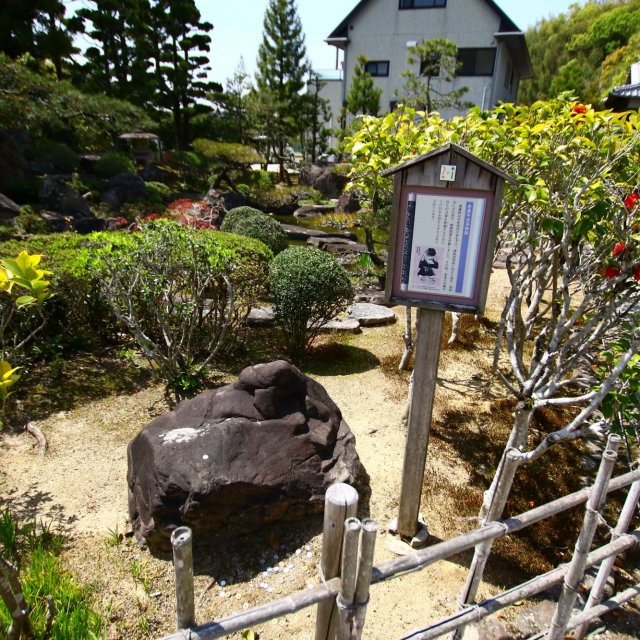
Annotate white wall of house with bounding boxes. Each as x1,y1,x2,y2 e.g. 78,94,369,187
317,0,526,144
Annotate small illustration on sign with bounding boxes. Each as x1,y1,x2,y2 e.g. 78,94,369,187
440,164,457,181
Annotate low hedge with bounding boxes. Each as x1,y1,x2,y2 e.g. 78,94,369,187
0,225,273,358
221,206,288,255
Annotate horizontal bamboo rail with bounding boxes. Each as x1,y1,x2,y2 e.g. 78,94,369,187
158,467,640,640
399,529,640,640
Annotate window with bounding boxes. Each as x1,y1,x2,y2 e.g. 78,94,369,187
504,62,515,90
389,100,399,112
399,0,446,8
364,60,389,77
457,48,496,76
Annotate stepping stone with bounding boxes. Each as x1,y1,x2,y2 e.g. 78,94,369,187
281,223,327,240
348,302,396,327
306,236,368,253
317,318,362,334
246,306,275,327
293,204,336,217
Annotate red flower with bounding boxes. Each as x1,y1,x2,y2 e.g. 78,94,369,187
604,265,621,279
634,264,640,281
572,104,586,115
625,193,640,209
613,242,626,257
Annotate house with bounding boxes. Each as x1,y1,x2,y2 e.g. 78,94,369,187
317,0,532,143
605,60,640,112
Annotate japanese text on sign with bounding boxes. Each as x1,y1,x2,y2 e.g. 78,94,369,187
400,192,486,299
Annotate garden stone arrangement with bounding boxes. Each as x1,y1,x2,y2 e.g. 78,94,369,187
127,360,363,551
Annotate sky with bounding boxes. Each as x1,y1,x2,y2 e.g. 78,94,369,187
202,0,586,87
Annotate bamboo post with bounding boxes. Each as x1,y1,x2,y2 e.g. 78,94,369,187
453,447,522,640
171,526,195,630
337,518,362,640
354,519,378,639
546,434,621,640
315,483,359,640
395,307,445,539
573,464,640,640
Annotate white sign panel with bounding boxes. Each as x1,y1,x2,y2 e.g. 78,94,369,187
400,192,486,299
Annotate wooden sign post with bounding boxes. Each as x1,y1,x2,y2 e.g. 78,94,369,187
382,143,515,544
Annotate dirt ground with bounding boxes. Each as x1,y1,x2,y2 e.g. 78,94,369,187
1,268,639,639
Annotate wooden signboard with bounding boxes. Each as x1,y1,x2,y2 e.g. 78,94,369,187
381,143,516,545
384,143,515,316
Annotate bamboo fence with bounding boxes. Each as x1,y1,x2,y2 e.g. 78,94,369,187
158,458,640,640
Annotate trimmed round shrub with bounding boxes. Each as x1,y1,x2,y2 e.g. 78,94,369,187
221,206,288,255
144,180,172,205
269,246,353,357
94,152,135,179
32,141,79,173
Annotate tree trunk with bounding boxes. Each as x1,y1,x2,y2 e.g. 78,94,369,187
453,401,532,639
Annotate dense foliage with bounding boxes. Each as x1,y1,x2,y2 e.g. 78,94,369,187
0,54,153,151
269,246,353,357
87,222,272,396
346,56,381,118
221,206,288,255
521,0,640,106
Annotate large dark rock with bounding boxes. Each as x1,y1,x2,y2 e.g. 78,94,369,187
101,172,147,209
38,176,92,218
336,190,361,213
0,193,20,225
0,131,29,193
127,360,363,550
205,187,246,212
299,165,349,199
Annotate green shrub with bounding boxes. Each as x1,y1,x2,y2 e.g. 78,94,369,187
249,169,278,191
94,152,135,179
236,183,251,197
168,150,208,189
0,234,119,352
246,185,320,215
87,221,272,397
221,207,288,255
32,141,79,173
269,246,353,357
192,139,263,166
0,509,102,639
144,180,172,204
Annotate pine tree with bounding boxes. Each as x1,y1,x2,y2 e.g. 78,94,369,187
301,73,331,162
346,55,381,117
255,0,309,182
0,0,76,78
397,38,469,113
145,0,217,149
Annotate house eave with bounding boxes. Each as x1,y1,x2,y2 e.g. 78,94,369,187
494,31,533,79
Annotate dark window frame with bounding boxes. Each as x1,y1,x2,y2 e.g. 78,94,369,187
364,60,390,77
399,0,446,9
457,48,496,77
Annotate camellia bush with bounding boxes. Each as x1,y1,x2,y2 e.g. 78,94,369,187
269,246,353,357
344,95,640,608
221,206,288,255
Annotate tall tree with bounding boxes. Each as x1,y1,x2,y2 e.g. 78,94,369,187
145,0,217,150
397,38,469,113
0,0,76,77
346,55,381,117
255,0,309,182
222,58,252,144
74,0,150,99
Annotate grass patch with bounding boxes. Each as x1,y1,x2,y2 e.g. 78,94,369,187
0,510,102,639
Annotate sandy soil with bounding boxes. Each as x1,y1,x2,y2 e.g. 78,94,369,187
1,269,639,639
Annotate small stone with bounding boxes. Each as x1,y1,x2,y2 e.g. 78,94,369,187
219,580,226,587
